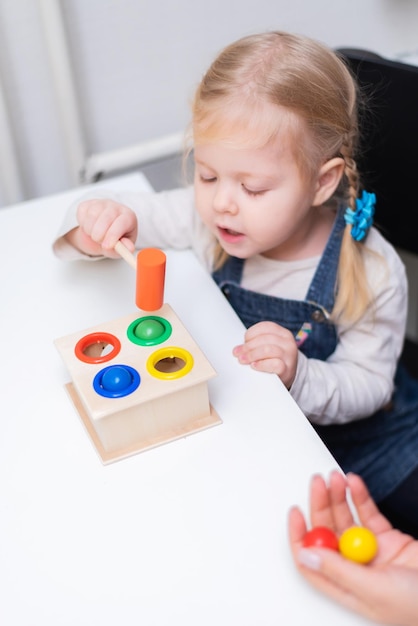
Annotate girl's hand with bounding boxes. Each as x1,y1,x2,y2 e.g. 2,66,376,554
233,321,298,388
65,199,138,258
288,471,418,625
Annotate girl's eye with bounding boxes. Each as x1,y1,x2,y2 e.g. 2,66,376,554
199,175,216,183
243,185,265,197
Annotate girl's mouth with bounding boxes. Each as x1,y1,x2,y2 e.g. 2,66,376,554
217,226,245,244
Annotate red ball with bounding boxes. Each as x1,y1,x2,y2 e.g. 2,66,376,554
302,526,339,551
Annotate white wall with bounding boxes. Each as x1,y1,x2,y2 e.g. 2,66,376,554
1,0,418,207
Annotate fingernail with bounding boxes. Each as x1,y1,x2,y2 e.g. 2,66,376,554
298,548,322,570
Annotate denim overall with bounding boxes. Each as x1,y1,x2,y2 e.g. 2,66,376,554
212,208,418,502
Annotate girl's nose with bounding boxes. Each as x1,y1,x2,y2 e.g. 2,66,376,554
213,183,238,214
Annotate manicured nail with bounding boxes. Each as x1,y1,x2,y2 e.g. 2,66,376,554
298,548,322,570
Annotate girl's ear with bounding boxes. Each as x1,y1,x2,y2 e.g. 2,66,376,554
312,157,345,206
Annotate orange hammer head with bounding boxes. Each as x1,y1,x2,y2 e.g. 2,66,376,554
135,248,166,311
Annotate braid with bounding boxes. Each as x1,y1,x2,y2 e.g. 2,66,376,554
342,152,360,212
332,142,374,324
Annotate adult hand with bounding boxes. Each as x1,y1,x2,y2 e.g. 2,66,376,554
288,471,418,625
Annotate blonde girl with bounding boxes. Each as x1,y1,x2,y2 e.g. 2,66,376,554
54,31,418,537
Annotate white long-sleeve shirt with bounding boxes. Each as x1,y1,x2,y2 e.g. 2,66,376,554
53,185,408,426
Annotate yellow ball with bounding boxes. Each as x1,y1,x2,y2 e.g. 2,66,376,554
339,526,378,564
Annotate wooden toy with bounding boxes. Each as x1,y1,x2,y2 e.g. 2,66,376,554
54,244,221,464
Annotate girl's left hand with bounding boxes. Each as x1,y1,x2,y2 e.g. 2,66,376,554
233,321,298,388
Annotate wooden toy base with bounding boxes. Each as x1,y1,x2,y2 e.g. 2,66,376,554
66,383,222,464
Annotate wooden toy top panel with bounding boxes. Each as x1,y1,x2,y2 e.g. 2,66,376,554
54,304,217,417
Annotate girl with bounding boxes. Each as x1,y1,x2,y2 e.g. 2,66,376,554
53,31,418,537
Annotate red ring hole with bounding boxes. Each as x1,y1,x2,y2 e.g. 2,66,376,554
75,332,121,364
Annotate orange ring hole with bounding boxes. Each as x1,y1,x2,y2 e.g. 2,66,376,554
74,332,121,364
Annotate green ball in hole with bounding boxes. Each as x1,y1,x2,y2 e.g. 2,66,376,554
134,319,165,340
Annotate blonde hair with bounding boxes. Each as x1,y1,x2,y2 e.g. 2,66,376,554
188,31,375,325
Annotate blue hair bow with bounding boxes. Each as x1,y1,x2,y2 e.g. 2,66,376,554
344,190,376,242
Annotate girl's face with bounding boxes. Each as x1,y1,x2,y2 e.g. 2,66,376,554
194,128,330,261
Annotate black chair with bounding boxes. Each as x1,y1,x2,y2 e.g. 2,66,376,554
336,48,418,378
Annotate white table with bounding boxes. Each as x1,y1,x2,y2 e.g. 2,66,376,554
0,173,373,625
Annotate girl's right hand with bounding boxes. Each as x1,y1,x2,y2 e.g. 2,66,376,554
65,199,138,258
